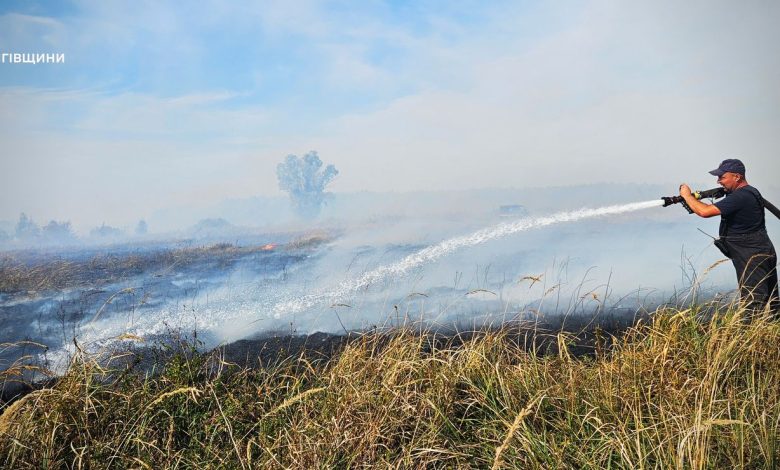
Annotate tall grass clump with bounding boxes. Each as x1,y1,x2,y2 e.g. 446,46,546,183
1,305,779,468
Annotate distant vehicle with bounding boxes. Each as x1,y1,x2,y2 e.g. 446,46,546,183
499,204,528,218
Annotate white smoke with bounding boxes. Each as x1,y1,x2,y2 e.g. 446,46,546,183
267,199,664,319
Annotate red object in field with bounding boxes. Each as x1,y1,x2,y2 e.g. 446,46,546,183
261,244,276,251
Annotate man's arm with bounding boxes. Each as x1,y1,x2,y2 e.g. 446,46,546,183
679,184,721,218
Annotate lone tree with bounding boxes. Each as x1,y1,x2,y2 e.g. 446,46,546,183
276,151,338,219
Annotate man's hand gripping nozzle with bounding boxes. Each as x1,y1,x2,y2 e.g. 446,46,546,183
662,187,726,213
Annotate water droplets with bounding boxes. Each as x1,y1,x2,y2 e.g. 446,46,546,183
269,200,663,318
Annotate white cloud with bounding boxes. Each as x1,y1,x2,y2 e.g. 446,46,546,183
304,0,780,192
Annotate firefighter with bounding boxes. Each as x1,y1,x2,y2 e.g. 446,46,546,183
679,159,778,315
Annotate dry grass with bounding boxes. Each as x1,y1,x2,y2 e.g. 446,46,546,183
1,306,779,469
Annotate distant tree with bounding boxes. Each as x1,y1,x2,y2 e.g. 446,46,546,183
15,213,40,240
90,224,123,238
135,219,148,236
0,229,9,243
276,151,338,219
42,220,77,243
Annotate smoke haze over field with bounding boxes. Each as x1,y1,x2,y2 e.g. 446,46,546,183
20,196,754,372
1,1,779,226
2,187,777,374
1,1,780,373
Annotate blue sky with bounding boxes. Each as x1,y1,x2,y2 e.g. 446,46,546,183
1,0,779,229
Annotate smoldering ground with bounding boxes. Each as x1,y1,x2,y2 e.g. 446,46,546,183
3,185,766,393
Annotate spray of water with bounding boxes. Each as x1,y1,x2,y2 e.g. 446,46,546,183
42,199,663,371
269,199,664,318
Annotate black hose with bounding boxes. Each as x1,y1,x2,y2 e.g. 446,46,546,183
764,198,780,220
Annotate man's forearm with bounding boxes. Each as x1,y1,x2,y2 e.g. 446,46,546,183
682,195,720,218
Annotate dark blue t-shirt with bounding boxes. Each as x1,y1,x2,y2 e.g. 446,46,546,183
714,185,765,235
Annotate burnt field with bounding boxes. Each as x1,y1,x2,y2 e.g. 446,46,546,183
0,234,327,294
0,213,739,403
0,233,331,381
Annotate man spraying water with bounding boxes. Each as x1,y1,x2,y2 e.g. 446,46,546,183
678,159,779,315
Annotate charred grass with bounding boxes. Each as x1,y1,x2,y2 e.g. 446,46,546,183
1,306,779,468
0,236,326,295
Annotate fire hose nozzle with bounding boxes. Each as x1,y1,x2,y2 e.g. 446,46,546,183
661,187,726,213
662,196,682,207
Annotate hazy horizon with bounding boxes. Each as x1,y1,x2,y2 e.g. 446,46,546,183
4,181,772,238
2,0,779,228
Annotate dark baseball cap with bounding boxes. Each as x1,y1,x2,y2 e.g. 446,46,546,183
709,158,745,177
